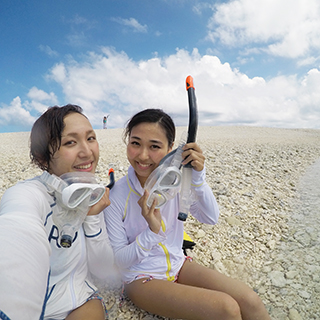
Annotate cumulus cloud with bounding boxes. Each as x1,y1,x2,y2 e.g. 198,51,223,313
27,87,58,103
46,47,320,129
0,87,59,132
0,97,36,129
26,87,58,113
207,0,320,59
111,17,148,33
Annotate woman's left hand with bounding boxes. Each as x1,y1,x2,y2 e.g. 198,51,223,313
181,142,205,171
87,187,111,216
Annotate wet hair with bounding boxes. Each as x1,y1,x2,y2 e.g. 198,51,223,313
30,104,86,171
124,108,175,147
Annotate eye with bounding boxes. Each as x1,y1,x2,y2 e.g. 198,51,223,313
130,141,140,146
88,135,96,141
63,140,76,146
151,144,161,150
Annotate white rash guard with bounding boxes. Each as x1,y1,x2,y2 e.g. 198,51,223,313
104,165,219,284
0,174,114,320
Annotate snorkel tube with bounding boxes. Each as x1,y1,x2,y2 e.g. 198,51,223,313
106,168,115,189
144,76,198,219
178,75,198,221
185,76,198,148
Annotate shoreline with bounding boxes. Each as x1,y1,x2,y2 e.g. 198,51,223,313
1,126,320,319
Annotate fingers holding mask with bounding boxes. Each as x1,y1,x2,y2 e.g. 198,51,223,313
138,190,161,234
182,142,205,171
87,187,111,216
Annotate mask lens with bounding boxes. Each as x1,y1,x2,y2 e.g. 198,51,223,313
89,186,106,206
62,184,105,208
67,187,92,208
159,170,181,187
147,190,166,208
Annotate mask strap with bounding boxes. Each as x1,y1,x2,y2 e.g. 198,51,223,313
40,171,67,194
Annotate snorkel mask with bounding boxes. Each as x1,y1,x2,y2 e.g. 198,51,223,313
144,134,185,208
40,171,106,247
41,171,105,209
144,75,198,221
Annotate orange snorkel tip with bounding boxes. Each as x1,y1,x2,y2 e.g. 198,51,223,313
186,75,194,90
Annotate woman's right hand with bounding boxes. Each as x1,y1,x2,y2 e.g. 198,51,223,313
138,190,162,234
87,187,111,216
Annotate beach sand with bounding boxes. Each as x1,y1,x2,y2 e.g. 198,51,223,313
1,126,320,319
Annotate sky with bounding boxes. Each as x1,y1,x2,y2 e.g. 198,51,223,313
1,0,320,133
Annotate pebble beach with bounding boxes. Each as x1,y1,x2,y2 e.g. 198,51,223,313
1,126,320,320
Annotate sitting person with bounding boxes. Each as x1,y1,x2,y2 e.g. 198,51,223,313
104,108,271,320
0,104,114,320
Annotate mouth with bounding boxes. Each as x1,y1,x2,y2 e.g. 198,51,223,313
74,162,93,171
137,162,152,170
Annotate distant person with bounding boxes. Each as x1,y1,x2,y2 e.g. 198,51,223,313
104,108,271,320
0,104,114,320
103,115,109,129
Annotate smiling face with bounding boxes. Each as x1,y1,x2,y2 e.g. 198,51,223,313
48,112,99,177
127,122,172,187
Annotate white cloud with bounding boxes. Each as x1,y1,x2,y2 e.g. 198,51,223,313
0,97,35,128
39,45,59,58
46,47,320,129
111,17,148,33
0,87,59,131
27,87,58,103
70,14,88,25
207,0,320,59
26,87,58,113
66,31,87,47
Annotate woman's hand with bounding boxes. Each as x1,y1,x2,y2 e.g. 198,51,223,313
181,142,205,171
138,190,162,234
87,187,111,216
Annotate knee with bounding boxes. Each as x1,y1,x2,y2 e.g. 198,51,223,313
226,298,242,319
217,294,242,320
241,289,266,313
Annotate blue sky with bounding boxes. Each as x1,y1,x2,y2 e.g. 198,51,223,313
1,0,320,133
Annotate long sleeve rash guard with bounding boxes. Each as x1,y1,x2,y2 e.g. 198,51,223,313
0,174,114,320
104,165,219,284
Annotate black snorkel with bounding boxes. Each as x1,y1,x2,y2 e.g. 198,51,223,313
185,76,198,151
106,168,115,190
178,75,198,221
146,76,198,221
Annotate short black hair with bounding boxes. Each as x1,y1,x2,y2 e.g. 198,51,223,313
30,104,85,171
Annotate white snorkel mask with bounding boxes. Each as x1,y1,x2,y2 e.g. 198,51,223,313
144,133,186,208
40,171,105,248
41,171,105,209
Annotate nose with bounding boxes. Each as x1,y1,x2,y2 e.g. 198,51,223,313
138,147,149,161
78,141,93,157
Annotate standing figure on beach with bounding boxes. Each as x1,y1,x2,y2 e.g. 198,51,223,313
0,104,114,320
104,108,271,320
103,115,109,129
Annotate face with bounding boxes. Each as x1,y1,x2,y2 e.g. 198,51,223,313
49,112,99,177
127,122,172,187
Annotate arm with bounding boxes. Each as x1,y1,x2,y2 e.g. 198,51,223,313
83,213,114,279
104,194,166,270
0,182,51,320
83,188,114,279
189,166,220,225
182,142,219,224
